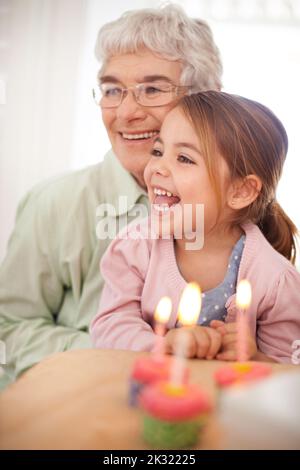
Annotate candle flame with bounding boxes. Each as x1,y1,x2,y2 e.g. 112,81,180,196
154,296,172,324
236,279,252,309
178,282,202,326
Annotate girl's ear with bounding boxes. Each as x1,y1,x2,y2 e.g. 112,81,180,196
227,175,262,210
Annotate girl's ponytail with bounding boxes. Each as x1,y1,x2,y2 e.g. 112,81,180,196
258,200,298,264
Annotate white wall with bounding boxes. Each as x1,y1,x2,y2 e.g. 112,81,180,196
0,0,88,259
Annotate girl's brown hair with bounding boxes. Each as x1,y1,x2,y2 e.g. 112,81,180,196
179,91,298,264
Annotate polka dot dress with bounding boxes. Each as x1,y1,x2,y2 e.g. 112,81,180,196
197,235,245,326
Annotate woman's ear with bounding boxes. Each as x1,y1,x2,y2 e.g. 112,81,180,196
227,175,262,210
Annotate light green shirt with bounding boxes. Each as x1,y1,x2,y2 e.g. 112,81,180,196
0,150,148,386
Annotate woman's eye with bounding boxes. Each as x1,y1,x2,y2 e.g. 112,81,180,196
101,86,122,97
151,148,163,157
178,154,194,164
145,86,161,95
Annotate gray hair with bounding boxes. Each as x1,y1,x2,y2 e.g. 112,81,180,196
95,4,223,91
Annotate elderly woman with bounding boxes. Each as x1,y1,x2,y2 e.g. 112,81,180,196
0,4,222,385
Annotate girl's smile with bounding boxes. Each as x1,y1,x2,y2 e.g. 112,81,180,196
144,107,231,238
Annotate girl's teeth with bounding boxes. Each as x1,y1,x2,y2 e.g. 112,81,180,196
153,188,181,213
153,188,174,197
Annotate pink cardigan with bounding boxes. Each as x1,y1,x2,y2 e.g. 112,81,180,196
90,218,300,364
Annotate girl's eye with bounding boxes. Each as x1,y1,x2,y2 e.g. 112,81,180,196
178,154,194,164
151,148,163,157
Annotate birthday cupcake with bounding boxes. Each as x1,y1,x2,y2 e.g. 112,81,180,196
139,381,212,449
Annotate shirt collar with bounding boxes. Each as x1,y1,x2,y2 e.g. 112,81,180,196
101,149,148,216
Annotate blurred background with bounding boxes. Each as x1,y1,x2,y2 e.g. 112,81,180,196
0,0,300,262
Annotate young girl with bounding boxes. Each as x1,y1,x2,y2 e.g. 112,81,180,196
91,91,300,364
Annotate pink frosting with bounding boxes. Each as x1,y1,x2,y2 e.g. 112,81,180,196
131,356,189,384
139,382,212,421
214,362,272,388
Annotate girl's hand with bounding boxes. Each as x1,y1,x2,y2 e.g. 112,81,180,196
210,320,257,361
164,325,222,359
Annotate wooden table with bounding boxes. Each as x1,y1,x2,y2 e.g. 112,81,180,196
0,349,293,450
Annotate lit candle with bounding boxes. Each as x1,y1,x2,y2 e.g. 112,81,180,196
139,284,213,448
236,279,252,363
153,296,172,359
214,280,271,391
170,282,202,387
128,297,172,406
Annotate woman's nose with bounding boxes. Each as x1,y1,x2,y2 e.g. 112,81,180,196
116,90,146,121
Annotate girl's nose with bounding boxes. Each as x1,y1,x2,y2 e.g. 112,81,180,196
152,159,170,177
